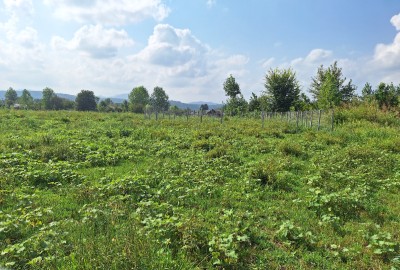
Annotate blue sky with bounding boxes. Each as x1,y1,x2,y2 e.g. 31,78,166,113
0,0,400,102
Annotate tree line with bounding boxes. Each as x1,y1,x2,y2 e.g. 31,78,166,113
0,86,171,113
223,61,400,116
2,61,400,114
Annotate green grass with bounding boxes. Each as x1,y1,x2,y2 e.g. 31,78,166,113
0,107,399,269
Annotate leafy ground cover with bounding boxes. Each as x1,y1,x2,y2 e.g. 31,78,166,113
0,107,399,269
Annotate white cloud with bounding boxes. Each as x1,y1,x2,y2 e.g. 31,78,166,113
43,0,170,26
207,0,216,8
51,24,134,58
390,13,400,31
373,33,400,69
261,57,275,69
0,22,248,101
3,0,33,15
138,24,208,67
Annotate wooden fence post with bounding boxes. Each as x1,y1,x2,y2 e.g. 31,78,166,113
262,111,265,128
310,111,313,128
318,110,322,131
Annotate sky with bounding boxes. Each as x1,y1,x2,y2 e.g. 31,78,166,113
0,0,400,103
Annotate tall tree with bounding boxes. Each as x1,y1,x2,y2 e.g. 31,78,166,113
19,89,34,109
223,74,241,98
42,87,57,110
150,86,169,112
5,87,18,108
129,86,149,113
263,68,301,112
75,90,97,111
309,61,356,108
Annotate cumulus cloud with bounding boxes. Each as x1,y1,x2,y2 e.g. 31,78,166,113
51,24,134,58
390,13,400,31
43,23,249,101
373,33,400,69
43,0,170,26
138,24,208,67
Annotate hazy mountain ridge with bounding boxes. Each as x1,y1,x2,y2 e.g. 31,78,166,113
0,90,222,110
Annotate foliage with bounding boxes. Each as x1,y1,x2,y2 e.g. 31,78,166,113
0,108,399,269
199,104,209,111
361,82,373,101
19,90,34,109
150,86,169,112
310,61,356,108
263,68,301,112
5,87,18,108
223,95,248,116
129,86,150,113
223,74,241,98
75,90,97,111
248,92,261,112
374,82,399,110
42,87,57,110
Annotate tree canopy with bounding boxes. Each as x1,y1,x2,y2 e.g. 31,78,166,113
223,75,241,98
5,87,18,108
76,90,97,111
129,86,150,113
263,68,301,112
150,87,169,112
19,89,34,109
309,61,356,108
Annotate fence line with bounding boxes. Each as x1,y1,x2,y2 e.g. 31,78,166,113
144,109,335,131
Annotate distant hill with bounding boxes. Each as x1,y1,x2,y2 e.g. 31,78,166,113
0,90,222,109
169,100,222,110
109,93,222,110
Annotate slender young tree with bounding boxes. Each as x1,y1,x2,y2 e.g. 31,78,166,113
309,61,356,108
150,86,169,112
223,74,241,98
19,89,34,109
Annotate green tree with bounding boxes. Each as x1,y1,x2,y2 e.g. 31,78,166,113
309,61,356,108
19,89,34,109
199,104,209,111
42,87,57,110
5,87,18,108
361,82,373,100
122,100,129,112
248,92,261,112
374,82,399,109
150,86,169,112
129,86,149,113
98,98,114,112
224,95,248,116
76,90,97,111
263,68,301,112
223,74,241,98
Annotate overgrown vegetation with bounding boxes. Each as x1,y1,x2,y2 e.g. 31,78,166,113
0,106,399,269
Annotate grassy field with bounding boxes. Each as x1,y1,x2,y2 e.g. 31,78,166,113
0,106,399,269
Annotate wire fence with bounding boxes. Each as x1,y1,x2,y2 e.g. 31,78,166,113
144,109,335,131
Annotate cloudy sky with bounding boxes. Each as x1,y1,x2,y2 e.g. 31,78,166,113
0,0,400,102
